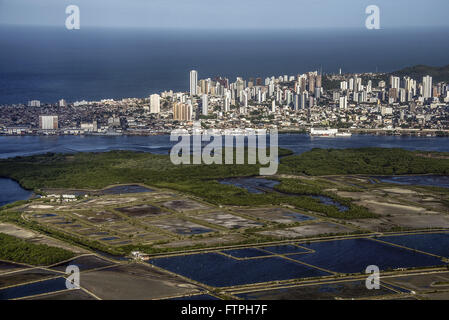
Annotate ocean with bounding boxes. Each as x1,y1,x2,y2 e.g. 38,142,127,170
1,25,449,104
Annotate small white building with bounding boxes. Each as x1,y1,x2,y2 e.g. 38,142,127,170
310,128,338,136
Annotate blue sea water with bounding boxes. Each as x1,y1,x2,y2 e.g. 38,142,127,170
1,25,449,104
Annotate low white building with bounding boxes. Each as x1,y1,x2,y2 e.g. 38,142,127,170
310,128,338,136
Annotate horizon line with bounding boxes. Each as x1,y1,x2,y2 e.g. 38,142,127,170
1,23,449,31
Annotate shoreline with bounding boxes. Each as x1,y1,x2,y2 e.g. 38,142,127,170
0,129,449,138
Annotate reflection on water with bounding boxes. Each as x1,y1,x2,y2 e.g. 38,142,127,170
0,178,32,207
1,134,449,160
219,177,280,194
0,277,67,300
309,195,349,212
149,234,448,287
219,177,348,212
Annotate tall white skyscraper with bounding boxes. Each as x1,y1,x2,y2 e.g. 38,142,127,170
293,94,299,111
39,115,58,130
242,91,248,108
349,78,354,91
190,70,198,96
390,76,401,90
150,94,160,113
28,100,41,107
339,96,348,110
300,92,307,109
202,94,208,116
423,75,433,99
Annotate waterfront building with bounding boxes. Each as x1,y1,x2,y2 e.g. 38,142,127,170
39,115,58,130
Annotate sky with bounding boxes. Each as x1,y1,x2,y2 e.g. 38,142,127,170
0,0,449,30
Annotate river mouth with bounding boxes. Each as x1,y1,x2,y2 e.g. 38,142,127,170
218,177,348,212
371,175,449,188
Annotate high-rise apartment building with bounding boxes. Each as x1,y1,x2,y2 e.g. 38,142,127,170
201,94,208,116
39,115,58,130
150,94,161,113
28,100,41,107
423,75,433,99
339,96,348,110
173,102,192,121
390,76,400,90
190,70,198,96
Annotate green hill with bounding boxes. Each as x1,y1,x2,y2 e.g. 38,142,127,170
391,64,449,83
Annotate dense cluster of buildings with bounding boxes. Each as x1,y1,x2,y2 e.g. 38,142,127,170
1,69,448,136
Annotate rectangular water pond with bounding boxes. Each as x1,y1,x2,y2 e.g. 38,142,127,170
294,238,445,274
50,255,115,272
221,248,272,259
260,244,311,255
378,233,449,258
218,178,280,194
0,261,28,274
236,280,397,300
99,185,153,195
281,211,316,222
372,175,449,189
0,277,67,300
149,253,330,287
0,269,60,289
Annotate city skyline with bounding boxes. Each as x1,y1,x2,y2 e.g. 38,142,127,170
1,67,447,138
2,0,449,306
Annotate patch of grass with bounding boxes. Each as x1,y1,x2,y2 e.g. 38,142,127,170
280,148,449,176
0,232,74,266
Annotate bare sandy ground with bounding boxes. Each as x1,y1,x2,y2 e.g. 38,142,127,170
381,188,418,195
258,222,352,239
358,200,428,215
386,272,449,292
387,214,449,229
80,263,202,300
28,205,54,209
350,213,449,231
156,234,246,249
0,223,87,254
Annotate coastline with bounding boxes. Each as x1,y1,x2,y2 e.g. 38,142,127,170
1,129,449,137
